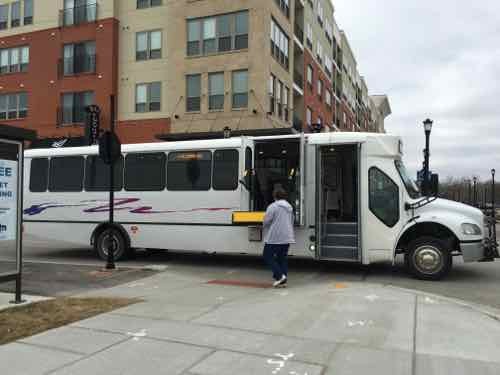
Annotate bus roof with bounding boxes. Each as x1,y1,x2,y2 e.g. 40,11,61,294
24,132,401,158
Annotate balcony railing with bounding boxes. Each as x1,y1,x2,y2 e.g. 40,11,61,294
293,70,304,90
59,3,98,27
294,23,304,44
59,55,96,76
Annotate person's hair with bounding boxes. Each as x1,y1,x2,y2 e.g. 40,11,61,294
273,187,288,201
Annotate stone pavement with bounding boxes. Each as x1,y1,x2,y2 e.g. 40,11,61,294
2,265,500,375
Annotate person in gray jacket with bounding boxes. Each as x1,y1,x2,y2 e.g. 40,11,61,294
263,187,296,287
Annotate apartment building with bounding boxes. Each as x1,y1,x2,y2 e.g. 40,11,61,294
0,0,391,146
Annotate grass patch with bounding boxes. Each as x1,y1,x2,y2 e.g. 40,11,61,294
0,297,140,346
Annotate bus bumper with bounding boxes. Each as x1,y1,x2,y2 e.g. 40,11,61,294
461,239,499,263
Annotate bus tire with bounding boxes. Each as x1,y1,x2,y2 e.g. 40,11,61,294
95,228,128,262
406,236,452,281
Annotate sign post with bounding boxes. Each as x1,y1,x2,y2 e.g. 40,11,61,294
0,125,36,304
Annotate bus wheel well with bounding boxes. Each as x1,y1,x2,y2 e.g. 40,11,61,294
396,222,459,255
91,223,130,251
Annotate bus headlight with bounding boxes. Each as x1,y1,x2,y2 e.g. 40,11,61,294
461,223,481,235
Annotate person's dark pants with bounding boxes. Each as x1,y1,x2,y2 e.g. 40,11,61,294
263,243,289,280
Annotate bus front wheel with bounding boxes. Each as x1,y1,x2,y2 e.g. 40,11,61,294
95,228,128,262
406,236,452,281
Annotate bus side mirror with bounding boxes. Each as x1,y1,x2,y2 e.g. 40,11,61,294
430,174,439,197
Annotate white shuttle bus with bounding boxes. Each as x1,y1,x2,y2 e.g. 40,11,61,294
23,132,498,280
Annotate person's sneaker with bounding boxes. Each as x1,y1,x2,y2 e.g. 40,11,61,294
273,275,287,288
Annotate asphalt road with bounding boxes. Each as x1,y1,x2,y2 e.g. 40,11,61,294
2,231,500,310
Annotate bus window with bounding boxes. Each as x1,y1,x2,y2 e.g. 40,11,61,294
124,153,166,191
167,151,211,191
369,167,399,227
85,155,124,191
49,156,84,192
213,149,238,191
29,158,49,192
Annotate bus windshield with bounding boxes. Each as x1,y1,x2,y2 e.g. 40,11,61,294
395,160,421,199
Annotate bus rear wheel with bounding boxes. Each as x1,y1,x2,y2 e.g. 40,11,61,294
406,236,452,281
95,228,128,262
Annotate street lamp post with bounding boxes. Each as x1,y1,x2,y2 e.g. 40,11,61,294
492,169,497,246
422,119,433,195
473,177,477,207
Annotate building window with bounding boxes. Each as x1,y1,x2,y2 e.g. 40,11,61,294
270,19,289,69
0,93,28,120
137,0,162,9
317,0,324,26
62,42,95,76
0,5,8,30
85,155,123,191
23,0,33,25
306,23,313,49
316,42,323,65
186,74,201,112
167,151,212,191
62,0,97,27
276,80,282,118
125,153,166,191
274,0,290,18
208,72,224,111
0,46,29,74
49,156,84,192
326,89,332,108
317,79,323,99
369,167,400,227
61,91,94,125
136,30,162,61
187,11,248,57
11,1,20,27
307,65,313,88
232,70,248,109
269,74,275,115
213,149,239,190
136,82,161,113
283,86,289,122
306,107,312,127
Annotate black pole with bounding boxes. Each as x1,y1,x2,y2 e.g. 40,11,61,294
106,95,116,270
468,180,472,205
424,132,430,195
492,169,497,247
473,178,477,207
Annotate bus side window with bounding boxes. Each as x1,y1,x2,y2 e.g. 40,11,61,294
369,167,400,227
49,156,85,192
167,151,211,191
29,158,49,192
124,153,166,191
213,149,239,191
85,155,124,192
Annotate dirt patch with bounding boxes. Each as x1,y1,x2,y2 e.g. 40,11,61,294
0,297,140,345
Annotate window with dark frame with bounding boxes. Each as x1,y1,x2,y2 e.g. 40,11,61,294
369,167,400,227
29,158,49,192
283,86,289,121
232,70,248,109
85,155,124,191
307,65,313,89
11,1,20,27
269,74,275,115
49,156,85,192
0,46,29,74
61,91,94,125
0,5,8,30
187,11,248,57
137,0,162,9
23,0,33,25
136,82,161,113
63,41,95,76
125,153,166,191
136,30,162,61
167,151,212,191
186,74,201,112
270,18,289,70
0,92,28,120
208,72,224,111
213,149,239,190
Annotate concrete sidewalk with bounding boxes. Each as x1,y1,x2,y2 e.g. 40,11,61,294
2,267,500,375
0,292,49,312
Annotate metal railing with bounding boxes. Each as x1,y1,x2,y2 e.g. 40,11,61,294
59,3,98,27
59,54,96,76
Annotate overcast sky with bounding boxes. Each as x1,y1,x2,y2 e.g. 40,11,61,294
333,0,500,181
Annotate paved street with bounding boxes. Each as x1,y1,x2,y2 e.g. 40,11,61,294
2,230,500,310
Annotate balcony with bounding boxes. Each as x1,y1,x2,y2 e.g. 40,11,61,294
59,55,96,77
59,3,98,27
